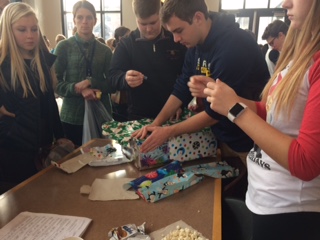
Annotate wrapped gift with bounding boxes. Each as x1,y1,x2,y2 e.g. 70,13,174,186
127,161,204,203
123,138,170,170
168,128,217,162
101,119,153,147
102,119,170,170
126,160,238,203
101,110,217,170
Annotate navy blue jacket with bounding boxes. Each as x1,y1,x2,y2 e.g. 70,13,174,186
172,12,270,152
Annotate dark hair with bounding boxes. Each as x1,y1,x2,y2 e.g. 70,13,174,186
132,0,161,19
262,20,289,40
113,26,130,48
97,37,106,44
161,0,208,25
73,0,96,20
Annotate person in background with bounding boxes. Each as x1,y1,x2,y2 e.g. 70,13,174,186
54,0,113,146
106,38,115,51
55,33,66,44
203,0,320,239
133,0,269,165
110,26,130,122
109,0,186,121
0,2,72,192
262,19,289,76
51,33,66,53
112,26,130,50
96,37,106,45
0,0,9,14
43,35,52,52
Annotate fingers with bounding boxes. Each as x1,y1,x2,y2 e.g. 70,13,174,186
74,79,91,94
188,76,213,98
140,136,157,153
125,70,146,88
131,126,150,139
0,106,15,118
190,75,214,85
81,89,99,100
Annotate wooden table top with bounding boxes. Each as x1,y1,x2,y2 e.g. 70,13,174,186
0,139,222,240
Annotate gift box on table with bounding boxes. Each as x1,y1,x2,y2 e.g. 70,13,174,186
127,161,204,203
167,128,217,162
126,160,238,203
102,119,170,170
101,110,217,170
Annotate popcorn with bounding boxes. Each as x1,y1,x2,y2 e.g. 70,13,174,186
160,226,208,240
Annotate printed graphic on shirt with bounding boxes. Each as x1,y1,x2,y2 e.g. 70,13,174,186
196,58,211,77
248,144,271,170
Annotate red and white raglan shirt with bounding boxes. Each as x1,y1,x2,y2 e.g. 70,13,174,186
246,51,320,215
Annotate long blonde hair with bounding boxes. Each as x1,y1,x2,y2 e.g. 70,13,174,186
0,2,47,97
262,0,320,117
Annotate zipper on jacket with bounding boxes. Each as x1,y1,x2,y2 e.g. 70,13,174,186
153,44,156,52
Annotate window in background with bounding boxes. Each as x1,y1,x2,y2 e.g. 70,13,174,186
220,0,287,44
245,0,268,9
61,0,121,40
221,0,244,10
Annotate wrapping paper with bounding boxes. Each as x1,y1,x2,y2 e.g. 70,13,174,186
102,119,170,170
126,161,203,203
126,160,239,203
102,110,217,170
168,131,217,162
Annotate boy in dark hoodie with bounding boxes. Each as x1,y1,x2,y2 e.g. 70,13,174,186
133,0,270,164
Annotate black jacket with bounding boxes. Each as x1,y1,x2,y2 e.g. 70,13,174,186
0,51,64,151
109,28,186,120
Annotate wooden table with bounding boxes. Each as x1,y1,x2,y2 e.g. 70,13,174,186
0,139,222,240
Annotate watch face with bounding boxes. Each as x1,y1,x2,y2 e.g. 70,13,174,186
230,103,244,116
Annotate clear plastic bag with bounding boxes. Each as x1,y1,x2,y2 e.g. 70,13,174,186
82,100,113,144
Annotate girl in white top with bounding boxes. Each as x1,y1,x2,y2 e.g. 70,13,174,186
190,0,320,239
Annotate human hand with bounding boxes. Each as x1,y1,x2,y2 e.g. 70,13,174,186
131,123,155,140
169,107,183,121
75,79,91,94
125,70,146,88
81,88,100,100
188,75,214,98
0,105,15,118
139,126,171,153
56,138,75,148
204,79,240,116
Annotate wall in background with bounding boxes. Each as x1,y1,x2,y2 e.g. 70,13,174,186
24,0,62,49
